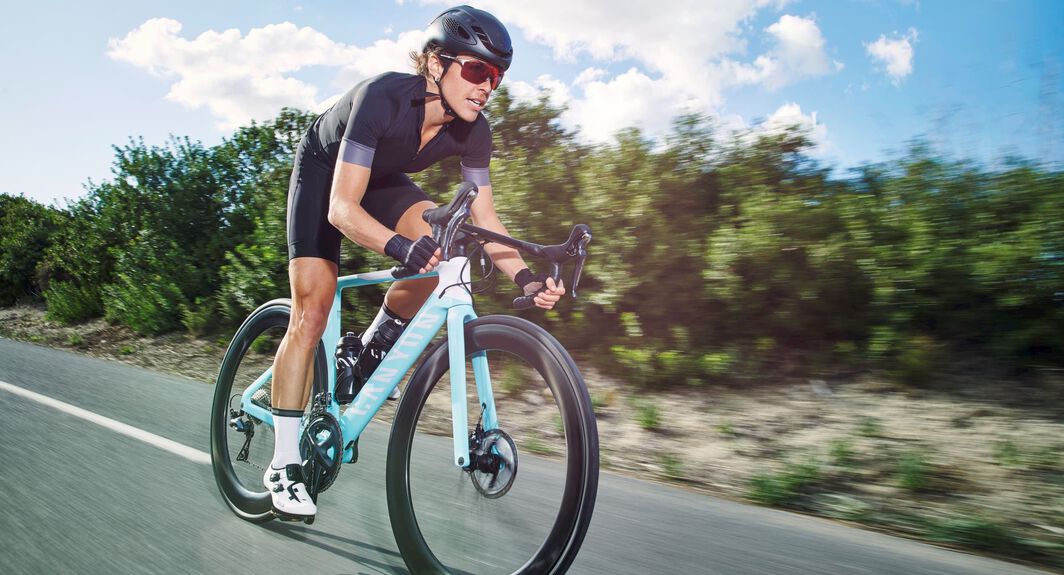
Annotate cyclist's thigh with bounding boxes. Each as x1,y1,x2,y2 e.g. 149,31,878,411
359,173,433,234
287,137,342,267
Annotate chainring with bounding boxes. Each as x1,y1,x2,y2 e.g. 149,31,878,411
299,412,343,499
469,429,519,499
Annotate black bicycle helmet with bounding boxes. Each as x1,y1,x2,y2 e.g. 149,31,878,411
423,5,513,72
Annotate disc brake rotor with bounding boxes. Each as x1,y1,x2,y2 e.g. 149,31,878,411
469,429,519,499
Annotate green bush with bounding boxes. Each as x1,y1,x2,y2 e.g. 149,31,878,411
0,195,64,306
610,345,656,387
829,438,857,467
43,281,102,324
180,297,218,336
894,334,942,386
634,400,661,431
895,450,930,492
992,440,1021,468
857,416,883,438
927,515,1018,552
103,273,184,335
749,459,821,506
660,454,684,481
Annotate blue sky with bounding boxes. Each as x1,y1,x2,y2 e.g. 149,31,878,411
2,1,1061,207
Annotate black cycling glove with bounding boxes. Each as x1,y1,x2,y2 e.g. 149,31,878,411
385,234,439,273
515,268,550,297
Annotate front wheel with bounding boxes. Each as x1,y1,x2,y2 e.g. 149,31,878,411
387,316,599,575
209,298,327,522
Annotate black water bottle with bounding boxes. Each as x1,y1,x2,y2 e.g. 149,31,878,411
356,319,405,382
334,332,364,404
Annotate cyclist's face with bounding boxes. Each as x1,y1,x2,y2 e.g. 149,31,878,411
435,54,493,122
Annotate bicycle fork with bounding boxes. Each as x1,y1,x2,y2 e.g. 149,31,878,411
446,304,499,468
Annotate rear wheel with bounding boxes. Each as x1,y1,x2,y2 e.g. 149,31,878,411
209,298,327,522
387,316,599,574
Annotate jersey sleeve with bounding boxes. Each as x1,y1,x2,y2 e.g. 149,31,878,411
460,116,493,187
339,82,391,168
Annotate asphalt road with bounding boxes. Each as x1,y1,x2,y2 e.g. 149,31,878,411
0,337,1048,574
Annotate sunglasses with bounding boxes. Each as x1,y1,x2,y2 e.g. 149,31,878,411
439,54,504,90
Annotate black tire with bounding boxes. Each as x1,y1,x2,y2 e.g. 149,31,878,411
387,316,599,575
209,298,327,522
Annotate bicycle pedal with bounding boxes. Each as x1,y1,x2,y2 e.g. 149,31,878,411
272,509,315,524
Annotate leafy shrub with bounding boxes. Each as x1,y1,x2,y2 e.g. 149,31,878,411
634,400,661,431
103,273,184,335
927,515,1018,552
895,450,930,492
660,454,684,481
894,334,943,386
857,416,883,438
992,440,1021,468
716,420,736,437
180,297,219,336
749,459,821,506
43,281,102,324
0,195,64,306
829,438,856,467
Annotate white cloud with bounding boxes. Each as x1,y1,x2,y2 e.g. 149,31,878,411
865,28,918,84
709,14,841,91
761,102,828,145
107,18,424,130
466,2,839,143
474,1,836,98
111,5,843,146
459,1,838,143
509,69,699,144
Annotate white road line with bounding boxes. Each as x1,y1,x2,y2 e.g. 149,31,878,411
0,380,211,465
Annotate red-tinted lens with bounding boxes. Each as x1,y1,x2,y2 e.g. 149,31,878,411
459,60,503,89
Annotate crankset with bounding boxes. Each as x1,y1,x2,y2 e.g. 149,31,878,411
299,412,343,500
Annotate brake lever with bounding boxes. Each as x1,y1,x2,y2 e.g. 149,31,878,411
569,227,591,298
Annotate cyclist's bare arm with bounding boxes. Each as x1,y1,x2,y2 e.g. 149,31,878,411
470,184,564,308
469,184,527,281
326,161,398,255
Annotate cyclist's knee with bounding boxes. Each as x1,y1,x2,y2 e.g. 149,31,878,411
288,305,329,346
395,200,436,239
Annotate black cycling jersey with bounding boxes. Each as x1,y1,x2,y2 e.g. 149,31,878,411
308,71,492,186
286,71,493,265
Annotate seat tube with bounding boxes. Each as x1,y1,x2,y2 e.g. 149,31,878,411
447,304,477,467
321,287,343,420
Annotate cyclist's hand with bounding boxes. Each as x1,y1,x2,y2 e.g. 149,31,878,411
535,277,565,310
516,269,566,310
385,234,441,274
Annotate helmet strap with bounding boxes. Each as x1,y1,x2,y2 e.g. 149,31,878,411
432,59,458,118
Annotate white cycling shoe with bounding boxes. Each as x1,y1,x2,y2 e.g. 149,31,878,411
263,463,316,521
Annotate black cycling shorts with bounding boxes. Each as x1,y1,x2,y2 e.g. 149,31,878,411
286,137,431,265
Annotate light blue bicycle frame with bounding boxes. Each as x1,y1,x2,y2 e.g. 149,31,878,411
236,256,496,468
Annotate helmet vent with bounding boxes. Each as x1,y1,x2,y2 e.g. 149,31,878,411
470,26,492,46
443,17,475,44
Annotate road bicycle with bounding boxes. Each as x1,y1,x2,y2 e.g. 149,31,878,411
209,182,599,574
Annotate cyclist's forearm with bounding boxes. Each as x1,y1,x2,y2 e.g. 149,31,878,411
328,201,395,255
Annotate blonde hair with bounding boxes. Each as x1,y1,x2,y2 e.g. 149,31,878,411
409,46,444,78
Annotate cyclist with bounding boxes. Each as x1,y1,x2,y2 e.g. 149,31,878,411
265,5,565,521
